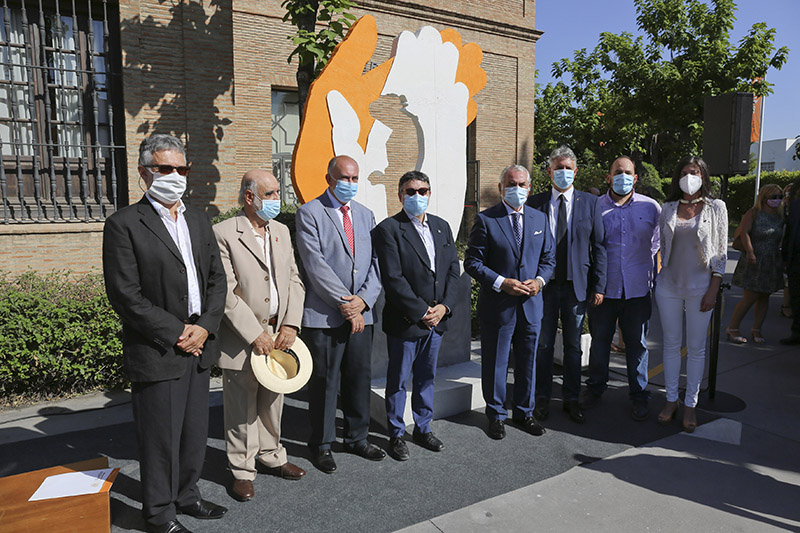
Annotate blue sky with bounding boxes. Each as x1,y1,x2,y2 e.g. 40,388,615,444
534,0,798,141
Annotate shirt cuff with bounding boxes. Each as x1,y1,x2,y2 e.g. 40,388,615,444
492,275,505,292
536,276,546,289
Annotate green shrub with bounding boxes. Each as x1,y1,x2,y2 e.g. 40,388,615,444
0,271,127,404
724,171,799,227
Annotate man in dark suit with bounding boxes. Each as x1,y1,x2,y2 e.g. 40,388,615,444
373,170,461,461
295,155,384,473
103,134,228,533
465,165,555,440
781,178,800,345
527,145,606,425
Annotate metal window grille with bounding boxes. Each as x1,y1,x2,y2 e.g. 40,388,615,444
0,0,124,223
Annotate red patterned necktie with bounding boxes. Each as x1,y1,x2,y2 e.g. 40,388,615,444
341,205,355,255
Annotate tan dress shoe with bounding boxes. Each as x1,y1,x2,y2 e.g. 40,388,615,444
264,462,306,480
231,479,254,502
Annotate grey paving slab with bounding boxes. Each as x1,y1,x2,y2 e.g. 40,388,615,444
402,420,800,533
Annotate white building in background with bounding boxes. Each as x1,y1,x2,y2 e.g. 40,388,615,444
751,138,800,172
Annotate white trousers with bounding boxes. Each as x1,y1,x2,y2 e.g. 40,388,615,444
655,283,713,408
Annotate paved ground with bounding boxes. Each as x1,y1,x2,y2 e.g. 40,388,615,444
2,249,799,532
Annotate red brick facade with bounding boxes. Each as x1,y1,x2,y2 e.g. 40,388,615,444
0,0,541,275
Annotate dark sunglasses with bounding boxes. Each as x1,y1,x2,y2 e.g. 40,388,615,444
405,187,429,196
767,194,783,200
147,164,191,176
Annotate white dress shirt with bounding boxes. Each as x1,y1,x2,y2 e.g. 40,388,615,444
548,185,575,281
146,193,202,316
251,225,280,318
326,188,353,229
406,209,436,272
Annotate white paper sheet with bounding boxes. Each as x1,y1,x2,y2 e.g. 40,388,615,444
28,468,114,501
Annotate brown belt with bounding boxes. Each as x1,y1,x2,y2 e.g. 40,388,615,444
268,316,277,327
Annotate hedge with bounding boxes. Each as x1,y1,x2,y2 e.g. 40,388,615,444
0,271,126,404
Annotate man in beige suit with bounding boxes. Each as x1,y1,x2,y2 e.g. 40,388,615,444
213,169,306,502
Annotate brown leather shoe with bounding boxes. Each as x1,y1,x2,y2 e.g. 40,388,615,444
231,479,254,502
264,462,306,480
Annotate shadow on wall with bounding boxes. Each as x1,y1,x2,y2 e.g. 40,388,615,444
120,0,234,217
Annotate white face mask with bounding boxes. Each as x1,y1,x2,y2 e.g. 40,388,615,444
679,174,703,196
148,171,186,204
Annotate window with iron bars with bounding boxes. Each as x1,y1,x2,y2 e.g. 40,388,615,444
0,0,124,223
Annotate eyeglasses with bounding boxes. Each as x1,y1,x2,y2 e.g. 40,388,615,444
404,187,430,196
146,164,191,176
767,194,783,200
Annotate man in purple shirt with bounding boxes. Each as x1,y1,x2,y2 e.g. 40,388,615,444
582,156,660,420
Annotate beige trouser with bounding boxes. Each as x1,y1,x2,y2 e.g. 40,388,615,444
223,364,287,481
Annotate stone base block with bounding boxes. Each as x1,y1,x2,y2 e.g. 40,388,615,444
370,361,484,430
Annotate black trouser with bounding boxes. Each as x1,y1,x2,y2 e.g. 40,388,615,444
789,261,800,336
302,323,373,450
131,357,209,526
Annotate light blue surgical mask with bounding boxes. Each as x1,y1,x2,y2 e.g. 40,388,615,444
553,169,575,190
504,186,529,209
333,179,358,203
404,193,428,217
611,173,634,196
254,197,281,221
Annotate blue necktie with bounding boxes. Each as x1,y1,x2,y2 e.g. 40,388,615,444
512,212,522,249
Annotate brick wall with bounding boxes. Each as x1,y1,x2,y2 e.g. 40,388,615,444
2,0,541,274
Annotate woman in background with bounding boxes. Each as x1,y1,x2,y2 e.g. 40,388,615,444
726,184,785,343
656,156,728,432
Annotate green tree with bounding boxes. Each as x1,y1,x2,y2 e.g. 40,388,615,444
281,0,357,118
534,0,789,177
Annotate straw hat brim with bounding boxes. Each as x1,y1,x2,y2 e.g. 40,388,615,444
250,333,312,394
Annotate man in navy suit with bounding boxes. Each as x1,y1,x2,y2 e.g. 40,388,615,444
527,146,606,424
295,155,385,473
465,165,555,440
373,170,461,461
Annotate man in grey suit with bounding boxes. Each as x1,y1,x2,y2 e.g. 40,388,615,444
295,155,384,473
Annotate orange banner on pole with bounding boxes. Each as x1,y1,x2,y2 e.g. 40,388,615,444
751,77,763,143
751,95,762,143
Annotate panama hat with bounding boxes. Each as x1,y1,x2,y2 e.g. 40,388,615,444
250,333,313,394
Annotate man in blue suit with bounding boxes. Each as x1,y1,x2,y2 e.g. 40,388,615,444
465,165,555,440
373,170,461,461
527,146,606,424
295,155,385,473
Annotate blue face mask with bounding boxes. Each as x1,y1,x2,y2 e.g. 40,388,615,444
404,193,428,217
611,173,634,196
254,197,281,221
333,179,358,203
553,169,575,190
504,186,529,209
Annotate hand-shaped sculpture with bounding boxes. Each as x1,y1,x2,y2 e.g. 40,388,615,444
291,15,486,234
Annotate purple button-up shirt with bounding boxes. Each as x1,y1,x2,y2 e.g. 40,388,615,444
598,191,661,299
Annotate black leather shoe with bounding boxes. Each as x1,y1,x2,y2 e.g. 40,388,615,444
532,398,550,420
488,419,506,440
177,500,227,520
345,441,386,461
563,400,586,424
780,335,800,345
413,430,444,452
580,390,603,410
312,448,337,473
631,401,649,421
146,519,191,533
388,437,410,461
512,416,546,436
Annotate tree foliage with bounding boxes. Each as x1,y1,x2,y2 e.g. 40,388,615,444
282,0,357,116
534,0,789,177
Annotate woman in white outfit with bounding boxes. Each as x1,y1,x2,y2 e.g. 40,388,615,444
656,156,728,432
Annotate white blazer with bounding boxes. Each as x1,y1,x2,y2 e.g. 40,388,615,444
659,198,728,276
